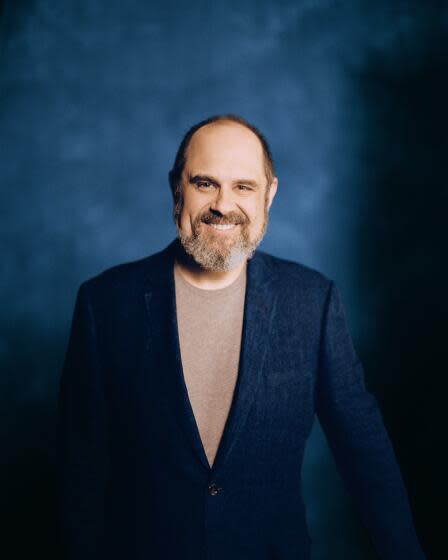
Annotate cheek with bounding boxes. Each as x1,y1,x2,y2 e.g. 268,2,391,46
178,206,193,233
247,199,265,226
179,198,204,230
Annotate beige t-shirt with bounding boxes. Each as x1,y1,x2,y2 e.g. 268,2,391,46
174,262,247,469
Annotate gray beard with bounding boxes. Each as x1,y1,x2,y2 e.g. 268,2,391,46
176,209,269,272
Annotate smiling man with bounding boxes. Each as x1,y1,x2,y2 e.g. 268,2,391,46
57,115,426,559
172,117,277,282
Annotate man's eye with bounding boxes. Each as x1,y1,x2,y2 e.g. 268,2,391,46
197,181,212,189
237,185,251,191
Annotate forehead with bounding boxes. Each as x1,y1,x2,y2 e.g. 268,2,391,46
184,122,265,179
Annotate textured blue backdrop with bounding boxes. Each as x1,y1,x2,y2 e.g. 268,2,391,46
1,1,445,558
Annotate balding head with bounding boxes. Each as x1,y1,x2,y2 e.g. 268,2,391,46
168,114,275,225
171,115,278,272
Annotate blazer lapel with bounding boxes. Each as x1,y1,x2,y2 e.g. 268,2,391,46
143,238,278,474
212,246,277,474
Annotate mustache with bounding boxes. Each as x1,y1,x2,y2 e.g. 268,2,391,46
200,212,246,226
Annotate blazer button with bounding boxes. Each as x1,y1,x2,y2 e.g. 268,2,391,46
208,483,221,496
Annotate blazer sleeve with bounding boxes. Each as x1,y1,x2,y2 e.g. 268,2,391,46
315,281,426,560
56,281,109,560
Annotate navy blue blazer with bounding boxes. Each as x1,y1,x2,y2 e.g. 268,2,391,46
57,237,425,559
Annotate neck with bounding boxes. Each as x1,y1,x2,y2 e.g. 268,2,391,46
174,244,247,290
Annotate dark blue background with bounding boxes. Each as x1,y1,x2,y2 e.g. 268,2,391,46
1,1,445,558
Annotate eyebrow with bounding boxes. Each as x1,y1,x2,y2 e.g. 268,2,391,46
188,173,260,189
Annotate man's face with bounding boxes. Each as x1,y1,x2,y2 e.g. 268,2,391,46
176,122,278,272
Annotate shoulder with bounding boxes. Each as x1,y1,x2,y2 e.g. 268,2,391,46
78,246,165,300
256,249,333,297
255,249,336,337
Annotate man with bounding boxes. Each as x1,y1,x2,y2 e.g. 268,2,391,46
57,115,426,559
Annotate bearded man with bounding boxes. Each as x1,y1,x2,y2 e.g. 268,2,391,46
57,115,426,559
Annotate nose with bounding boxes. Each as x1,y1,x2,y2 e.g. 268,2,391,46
209,186,235,215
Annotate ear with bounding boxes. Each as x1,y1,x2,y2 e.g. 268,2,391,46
266,177,278,211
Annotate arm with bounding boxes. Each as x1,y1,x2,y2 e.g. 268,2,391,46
56,281,109,559
315,281,425,559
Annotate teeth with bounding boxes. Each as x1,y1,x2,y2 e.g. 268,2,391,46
210,224,236,230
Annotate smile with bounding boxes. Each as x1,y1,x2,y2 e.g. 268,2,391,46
207,223,238,231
